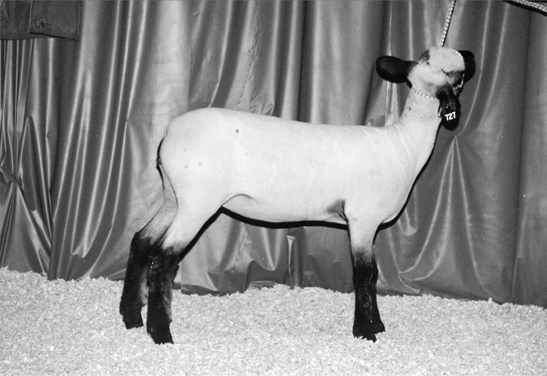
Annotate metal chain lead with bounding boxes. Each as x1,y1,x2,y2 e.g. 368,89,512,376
440,0,457,47
507,0,547,14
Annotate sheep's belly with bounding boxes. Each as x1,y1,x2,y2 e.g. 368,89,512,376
222,194,347,225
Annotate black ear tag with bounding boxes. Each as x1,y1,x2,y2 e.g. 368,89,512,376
437,86,460,130
437,105,457,121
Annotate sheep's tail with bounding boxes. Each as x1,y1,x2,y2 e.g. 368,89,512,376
156,139,177,207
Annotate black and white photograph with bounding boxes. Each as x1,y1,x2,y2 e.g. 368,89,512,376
1,1,546,374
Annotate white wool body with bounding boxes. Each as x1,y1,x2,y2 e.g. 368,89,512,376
158,91,440,248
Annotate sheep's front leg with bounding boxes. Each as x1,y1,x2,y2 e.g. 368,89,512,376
349,223,385,342
352,250,385,341
120,231,153,329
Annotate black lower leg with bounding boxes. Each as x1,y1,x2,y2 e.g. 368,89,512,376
352,253,385,342
120,232,153,329
146,245,181,344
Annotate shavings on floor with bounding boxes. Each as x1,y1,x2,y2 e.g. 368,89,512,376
1,268,545,375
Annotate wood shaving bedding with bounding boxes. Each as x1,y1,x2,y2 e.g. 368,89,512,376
1,268,545,375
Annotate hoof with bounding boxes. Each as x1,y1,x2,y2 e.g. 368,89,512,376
120,304,144,329
122,314,144,330
353,321,385,342
354,331,377,342
147,323,174,344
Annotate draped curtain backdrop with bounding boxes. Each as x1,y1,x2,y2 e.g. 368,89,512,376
1,1,546,307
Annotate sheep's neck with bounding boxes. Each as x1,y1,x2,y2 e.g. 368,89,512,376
392,89,442,175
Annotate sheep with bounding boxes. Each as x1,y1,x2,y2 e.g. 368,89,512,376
120,47,476,344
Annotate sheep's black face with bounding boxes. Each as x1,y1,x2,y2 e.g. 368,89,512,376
443,51,475,94
431,49,475,129
376,48,476,130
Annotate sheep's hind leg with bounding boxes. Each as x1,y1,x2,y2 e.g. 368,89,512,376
349,223,385,341
120,201,176,331
120,231,154,329
145,205,217,344
146,240,183,344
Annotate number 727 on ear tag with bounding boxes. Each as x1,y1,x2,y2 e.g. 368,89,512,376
444,111,456,121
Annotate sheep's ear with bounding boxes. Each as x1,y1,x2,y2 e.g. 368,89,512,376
458,50,476,83
437,85,460,129
376,56,415,83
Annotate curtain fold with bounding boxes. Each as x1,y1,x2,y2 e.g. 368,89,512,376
1,39,52,272
513,10,547,305
1,1,545,307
